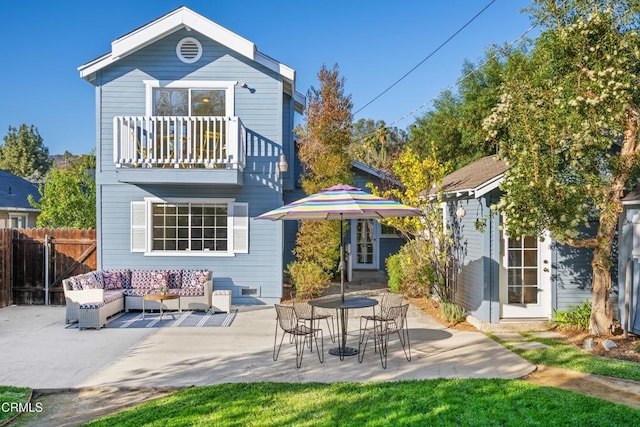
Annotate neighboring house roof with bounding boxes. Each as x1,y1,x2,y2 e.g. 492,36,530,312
0,170,40,211
431,155,508,199
352,160,386,181
351,160,402,187
77,6,305,112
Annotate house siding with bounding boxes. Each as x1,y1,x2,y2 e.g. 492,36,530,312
448,197,494,322
552,242,595,310
618,205,640,334
94,28,289,305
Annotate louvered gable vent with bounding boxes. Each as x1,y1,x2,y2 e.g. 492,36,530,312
177,37,202,64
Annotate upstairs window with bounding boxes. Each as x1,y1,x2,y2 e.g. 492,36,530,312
145,80,235,117
153,89,226,117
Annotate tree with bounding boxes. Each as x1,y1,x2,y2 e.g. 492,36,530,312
483,0,640,335
407,46,516,170
369,145,450,299
350,119,407,172
29,153,96,229
0,124,51,179
289,64,354,295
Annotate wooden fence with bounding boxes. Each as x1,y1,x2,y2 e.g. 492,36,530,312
0,228,96,307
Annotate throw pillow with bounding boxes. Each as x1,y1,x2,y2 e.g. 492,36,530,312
149,270,169,289
73,271,103,290
166,269,182,289
181,269,210,288
102,270,124,290
131,270,155,289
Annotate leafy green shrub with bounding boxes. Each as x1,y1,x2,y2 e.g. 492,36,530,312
386,254,402,293
396,241,434,297
441,301,466,324
553,299,591,330
286,260,331,298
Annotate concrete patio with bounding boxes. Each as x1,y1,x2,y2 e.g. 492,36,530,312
0,299,535,390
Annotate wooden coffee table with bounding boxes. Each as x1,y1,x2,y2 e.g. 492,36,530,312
142,293,180,320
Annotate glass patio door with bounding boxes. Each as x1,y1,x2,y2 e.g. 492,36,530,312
501,232,552,319
352,219,378,269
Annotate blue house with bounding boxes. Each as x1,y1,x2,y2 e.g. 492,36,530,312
78,7,304,305
438,156,607,330
0,170,40,228
616,191,640,335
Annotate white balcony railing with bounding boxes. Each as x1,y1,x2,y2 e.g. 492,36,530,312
113,116,245,169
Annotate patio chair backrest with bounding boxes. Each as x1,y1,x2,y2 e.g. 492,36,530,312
292,300,313,319
380,292,404,317
383,304,409,334
274,304,298,332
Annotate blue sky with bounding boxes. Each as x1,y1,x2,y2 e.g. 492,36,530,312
0,0,536,155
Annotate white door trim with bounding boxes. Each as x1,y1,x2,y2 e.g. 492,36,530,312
500,231,552,319
351,219,379,270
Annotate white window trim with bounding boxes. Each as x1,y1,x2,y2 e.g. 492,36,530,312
143,80,236,117
380,221,402,239
9,213,28,228
141,196,240,257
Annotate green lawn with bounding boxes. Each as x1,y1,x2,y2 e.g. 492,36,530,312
0,386,31,424
82,380,639,426
491,333,640,381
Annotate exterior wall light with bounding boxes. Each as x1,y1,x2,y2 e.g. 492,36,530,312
278,152,289,174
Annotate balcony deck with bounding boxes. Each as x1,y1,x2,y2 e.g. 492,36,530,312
113,116,245,185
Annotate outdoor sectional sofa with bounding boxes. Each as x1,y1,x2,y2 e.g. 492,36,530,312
62,269,231,329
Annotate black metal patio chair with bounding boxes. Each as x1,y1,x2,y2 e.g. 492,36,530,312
358,303,411,369
359,292,404,350
273,304,324,368
293,298,336,344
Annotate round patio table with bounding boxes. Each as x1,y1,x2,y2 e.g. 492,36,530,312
142,293,180,320
309,295,378,360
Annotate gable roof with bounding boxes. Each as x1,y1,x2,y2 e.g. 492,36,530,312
436,155,507,199
0,170,40,211
78,6,304,111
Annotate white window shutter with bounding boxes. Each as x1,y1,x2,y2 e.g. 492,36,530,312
232,202,249,254
131,201,146,252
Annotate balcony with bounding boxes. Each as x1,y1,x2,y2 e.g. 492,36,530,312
112,116,245,185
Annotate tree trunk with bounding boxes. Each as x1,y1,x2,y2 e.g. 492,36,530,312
589,245,613,336
588,108,639,335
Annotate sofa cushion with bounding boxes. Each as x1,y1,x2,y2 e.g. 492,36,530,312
123,288,154,297
131,270,168,289
181,269,210,288
70,271,103,291
174,286,205,297
78,301,105,309
103,290,125,304
102,270,128,290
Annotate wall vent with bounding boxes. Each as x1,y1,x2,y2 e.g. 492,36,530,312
176,37,202,64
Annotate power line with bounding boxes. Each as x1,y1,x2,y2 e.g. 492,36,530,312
387,22,537,128
353,0,496,116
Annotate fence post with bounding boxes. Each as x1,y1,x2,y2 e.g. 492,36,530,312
44,234,50,306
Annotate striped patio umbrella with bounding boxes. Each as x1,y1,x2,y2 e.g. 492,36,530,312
256,184,422,300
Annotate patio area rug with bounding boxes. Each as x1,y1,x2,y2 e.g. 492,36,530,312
69,309,237,329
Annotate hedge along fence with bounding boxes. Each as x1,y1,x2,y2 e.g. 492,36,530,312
0,228,96,307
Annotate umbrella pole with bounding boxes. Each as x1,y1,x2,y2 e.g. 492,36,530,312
340,215,345,303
